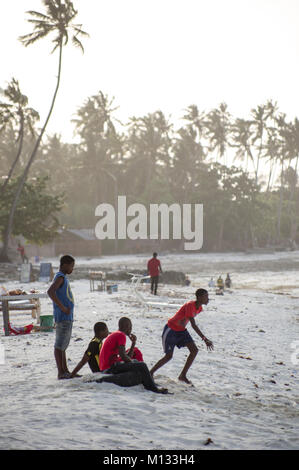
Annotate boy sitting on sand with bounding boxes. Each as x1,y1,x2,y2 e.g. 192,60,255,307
97,317,168,394
150,288,214,385
70,321,144,377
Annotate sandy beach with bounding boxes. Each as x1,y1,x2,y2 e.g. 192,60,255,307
0,251,298,450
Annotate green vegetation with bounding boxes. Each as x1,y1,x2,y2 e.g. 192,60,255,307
0,1,299,257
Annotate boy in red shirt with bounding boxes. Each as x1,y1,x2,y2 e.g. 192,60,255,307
147,252,162,295
150,289,213,384
98,317,168,394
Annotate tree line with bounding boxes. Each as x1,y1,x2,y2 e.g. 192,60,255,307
1,1,299,259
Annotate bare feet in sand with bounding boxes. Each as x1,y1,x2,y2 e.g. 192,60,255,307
178,375,193,385
156,387,169,394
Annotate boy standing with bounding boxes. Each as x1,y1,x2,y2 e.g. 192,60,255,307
150,288,213,385
47,255,75,379
147,252,162,295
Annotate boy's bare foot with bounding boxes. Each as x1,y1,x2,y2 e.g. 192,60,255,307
58,372,71,380
156,387,169,394
178,375,193,385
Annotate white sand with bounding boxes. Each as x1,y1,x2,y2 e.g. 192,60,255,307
0,252,298,450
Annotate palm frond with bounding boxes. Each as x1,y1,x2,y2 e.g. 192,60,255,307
25,10,51,21
72,25,89,38
20,0,88,53
19,25,55,46
71,34,84,53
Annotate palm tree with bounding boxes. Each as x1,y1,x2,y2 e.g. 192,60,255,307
0,78,39,196
230,117,254,171
205,102,232,165
72,91,123,206
250,100,278,185
124,111,172,201
0,0,88,262
274,113,289,242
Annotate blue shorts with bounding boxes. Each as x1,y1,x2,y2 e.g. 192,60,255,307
162,324,194,354
54,320,73,351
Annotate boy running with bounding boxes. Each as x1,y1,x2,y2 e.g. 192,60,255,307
150,288,213,384
47,255,75,379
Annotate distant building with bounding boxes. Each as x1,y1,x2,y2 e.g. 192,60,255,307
12,228,101,259
54,229,102,257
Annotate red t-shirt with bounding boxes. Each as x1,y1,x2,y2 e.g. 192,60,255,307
167,301,202,331
147,258,161,277
99,331,126,371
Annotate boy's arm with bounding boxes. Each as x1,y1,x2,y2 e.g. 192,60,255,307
127,334,137,358
159,261,162,273
47,276,70,314
118,345,132,363
70,353,89,378
189,317,214,350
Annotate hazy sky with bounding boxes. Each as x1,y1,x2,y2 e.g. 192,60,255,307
1,0,299,142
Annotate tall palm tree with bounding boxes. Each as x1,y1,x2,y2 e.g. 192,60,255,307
72,91,123,206
0,78,39,195
0,0,88,262
205,102,232,165
230,118,254,172
125,111,172,201
274,113,289,242
251,100,278,185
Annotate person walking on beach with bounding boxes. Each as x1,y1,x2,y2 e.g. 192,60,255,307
98,317,168,394
147,252,162,295
150,289,213,385
47,255,75,380
17,242,28,263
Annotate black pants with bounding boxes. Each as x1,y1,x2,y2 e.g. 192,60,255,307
98,362,159,392
151,276,159,295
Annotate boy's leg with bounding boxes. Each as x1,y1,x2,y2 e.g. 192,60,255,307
150,277,154,294
105,362,168,393
98,370,143,387
54,348,64,377
178,341,198,384
54,321,72,379
150,324,176,376
62,351,70,374
154,276,158,295
150,351,173,376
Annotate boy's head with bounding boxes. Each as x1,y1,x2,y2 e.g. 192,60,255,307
94,322,109,339
153,252,157,258
195,288,209,305
60,254,75,274
118,317,132,336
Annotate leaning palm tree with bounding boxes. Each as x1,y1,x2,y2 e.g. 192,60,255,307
0,78,39,196
0,0,88,262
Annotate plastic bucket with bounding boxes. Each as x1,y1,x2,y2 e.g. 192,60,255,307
107,284,118,294
40,315,54,332
106,285,112,294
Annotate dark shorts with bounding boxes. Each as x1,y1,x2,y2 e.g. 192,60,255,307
162,324,194,354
